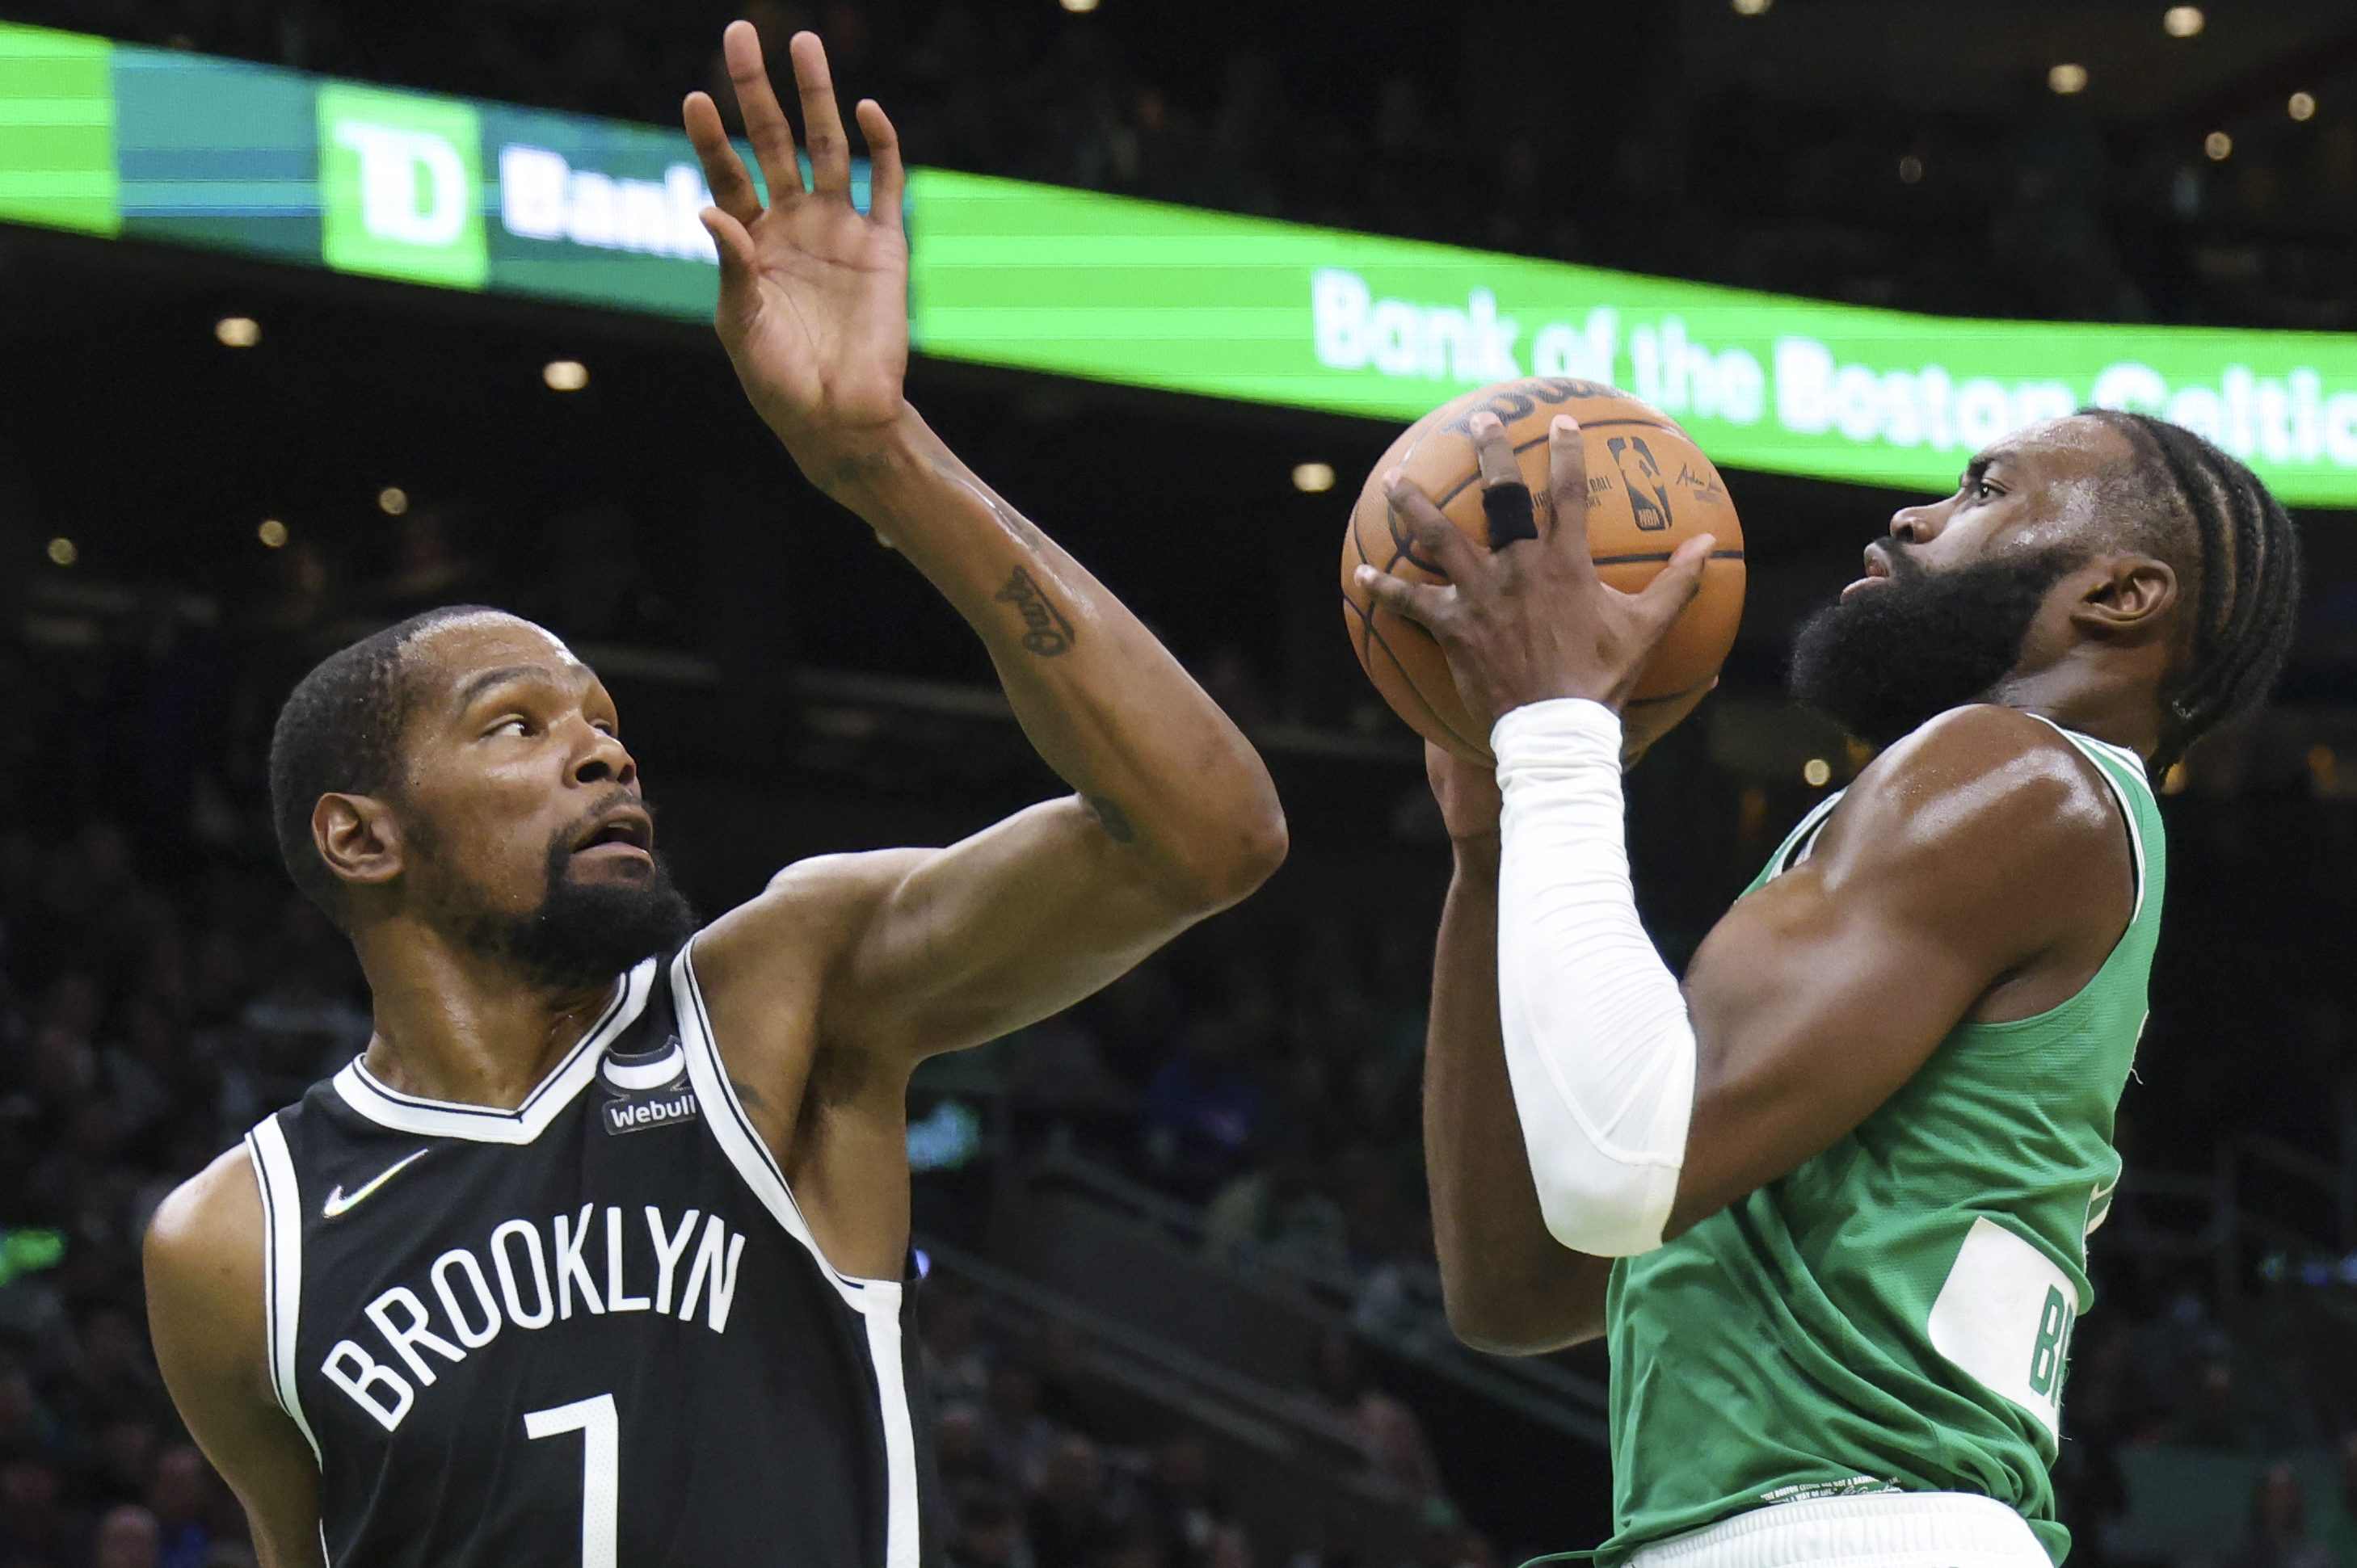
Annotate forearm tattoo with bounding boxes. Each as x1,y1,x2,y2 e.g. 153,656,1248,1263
996,567,1075,656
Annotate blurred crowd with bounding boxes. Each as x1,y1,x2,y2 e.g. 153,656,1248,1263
9,0,2357,330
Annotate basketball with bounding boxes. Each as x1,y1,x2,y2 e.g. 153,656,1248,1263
1340,378,1746,766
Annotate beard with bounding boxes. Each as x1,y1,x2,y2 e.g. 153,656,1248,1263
415,804,699,992
1787,543,2086,749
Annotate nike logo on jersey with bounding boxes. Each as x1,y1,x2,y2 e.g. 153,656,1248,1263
322,1149,431,1218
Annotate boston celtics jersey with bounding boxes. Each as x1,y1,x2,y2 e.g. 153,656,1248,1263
1601,715,2163,1566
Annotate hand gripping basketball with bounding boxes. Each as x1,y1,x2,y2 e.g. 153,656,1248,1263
1353,411,1718,735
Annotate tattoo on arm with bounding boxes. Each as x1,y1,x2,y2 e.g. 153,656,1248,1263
728,1075,768,1111
996,567,1076,656
1084,794,1138,844
816,449,895,499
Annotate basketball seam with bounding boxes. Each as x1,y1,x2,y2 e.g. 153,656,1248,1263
1342,591,1488,757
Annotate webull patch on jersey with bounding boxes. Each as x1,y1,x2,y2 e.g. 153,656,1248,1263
598,1036,699,1136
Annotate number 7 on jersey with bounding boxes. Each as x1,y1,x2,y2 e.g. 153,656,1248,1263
525,1394,619,1568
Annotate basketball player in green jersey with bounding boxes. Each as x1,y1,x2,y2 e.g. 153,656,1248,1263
1353,407,2300,1566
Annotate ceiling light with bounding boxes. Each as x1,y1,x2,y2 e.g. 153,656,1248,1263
378,486,410,515
258,519,288,549
2205,130,2233,160
1059,0,1099,11
543,359,590,391
1732,0,1772,15
2163,6,2203,38
46,537,77,566
1897,154,1925,184
2290,92,2317,122
1292,462,1336,494
214,316,260,348
1803,758,1832,788
2048,63,2089,95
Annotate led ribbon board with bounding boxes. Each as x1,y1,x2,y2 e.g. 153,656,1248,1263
9,20,2357,505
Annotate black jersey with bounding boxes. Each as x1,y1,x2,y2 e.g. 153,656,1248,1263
242,947,941,1568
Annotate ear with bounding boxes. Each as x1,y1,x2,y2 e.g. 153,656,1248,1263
312,793,406,895
2069,553,2178,641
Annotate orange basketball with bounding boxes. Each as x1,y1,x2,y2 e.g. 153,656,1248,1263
1340,377,1745,766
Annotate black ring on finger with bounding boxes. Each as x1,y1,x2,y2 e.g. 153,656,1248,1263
1481,481,1539,549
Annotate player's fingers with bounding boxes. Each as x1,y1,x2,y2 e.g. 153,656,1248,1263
700,206,763,296
857,99,907,228
1467,413,1539,552
1353,565,1455,632
789,32,853,195
1632,533,1716,637
723,20,806,199
1383,469,1484,586
1545,415,1597,574
684,91,764,225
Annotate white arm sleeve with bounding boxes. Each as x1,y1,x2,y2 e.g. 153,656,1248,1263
1492,698,1697,1258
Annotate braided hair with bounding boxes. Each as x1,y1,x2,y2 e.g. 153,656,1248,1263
2081,410,2303,771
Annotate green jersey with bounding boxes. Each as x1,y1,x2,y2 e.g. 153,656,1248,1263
1601,718,2163,1566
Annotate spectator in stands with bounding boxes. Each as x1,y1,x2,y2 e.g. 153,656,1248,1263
953,1492,1034,1568
985,1364,1065,1493
1305,1332,1445,1503
91,1502,162,1568
934,1398,991,1482
2226,1461,2329,1568
1027,1436,1119,1568
1202,1127,1347,1278
146,1444,217,1568
1143,1436,1224,1568
2174,1363,2262,1452
1143,1019,1263,1199
924,1276,995,1406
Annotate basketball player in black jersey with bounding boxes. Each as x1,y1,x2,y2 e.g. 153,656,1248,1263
141,25,1286,1568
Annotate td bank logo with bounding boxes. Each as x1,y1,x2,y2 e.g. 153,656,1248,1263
318,85,489,289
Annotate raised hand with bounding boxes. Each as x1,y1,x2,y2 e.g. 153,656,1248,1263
683,23,908,462
1353,412,1715,730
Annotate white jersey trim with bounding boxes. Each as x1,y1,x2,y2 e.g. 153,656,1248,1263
668,943,920,1568
328,960,655,1144
242,1116,322,1466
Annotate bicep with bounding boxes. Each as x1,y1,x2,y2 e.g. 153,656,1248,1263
840,797,1202,1054
1668,862,2004,1235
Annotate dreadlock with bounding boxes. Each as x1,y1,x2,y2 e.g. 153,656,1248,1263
2080,409,2303,772
267,605,502,925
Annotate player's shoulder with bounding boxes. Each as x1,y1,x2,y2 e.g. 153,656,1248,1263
145,1141,268,1369
145,1140,265,1281
1823,704,2128,879
690,847,935,994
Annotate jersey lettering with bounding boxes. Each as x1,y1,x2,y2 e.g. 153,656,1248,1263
322,1206,747,1431
1925,1217,2079,1443
324,1339,415,1431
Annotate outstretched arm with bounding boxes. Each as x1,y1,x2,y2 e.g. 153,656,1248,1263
680,27,1283,1064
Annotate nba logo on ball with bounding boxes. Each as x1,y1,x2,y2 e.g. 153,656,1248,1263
600,1035,700,1134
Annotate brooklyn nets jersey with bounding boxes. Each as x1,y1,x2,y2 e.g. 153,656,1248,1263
242,946,941,1568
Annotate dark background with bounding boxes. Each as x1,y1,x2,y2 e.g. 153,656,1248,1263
6,2,2357,1566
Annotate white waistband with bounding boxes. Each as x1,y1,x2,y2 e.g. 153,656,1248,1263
1626,1492,2050,1568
